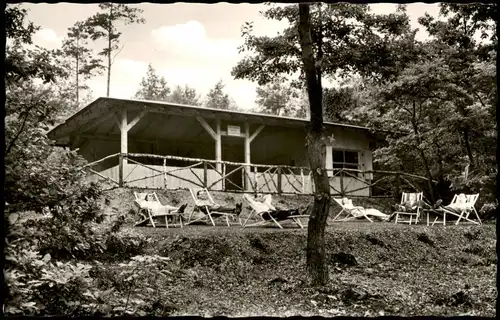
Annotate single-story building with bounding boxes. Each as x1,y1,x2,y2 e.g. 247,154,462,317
47,97,381,196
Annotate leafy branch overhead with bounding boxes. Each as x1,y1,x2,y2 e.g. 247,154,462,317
350,3,497,201
5,5,68,85
232,3,416,86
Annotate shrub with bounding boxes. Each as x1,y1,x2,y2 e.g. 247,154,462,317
104,233,149,261
4,247,94,316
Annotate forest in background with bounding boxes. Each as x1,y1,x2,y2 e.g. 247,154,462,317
3,3,497,315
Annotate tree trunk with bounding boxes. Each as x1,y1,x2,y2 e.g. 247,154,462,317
298,3,331,287
107,36,111,97
433,141,445,199
462,128,475,169
411,102,435,202
76,46,79,105
106,6,113,97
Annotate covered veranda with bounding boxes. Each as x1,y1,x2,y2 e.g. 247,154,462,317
47,97,419,197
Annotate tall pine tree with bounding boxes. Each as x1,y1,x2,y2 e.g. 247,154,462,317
84,3,145,97
134,63,170,101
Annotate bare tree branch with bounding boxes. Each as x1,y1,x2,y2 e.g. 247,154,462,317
111,44,124,66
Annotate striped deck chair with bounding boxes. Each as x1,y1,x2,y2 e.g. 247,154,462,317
186,188,241,227
394,192,423,225
134,192,186,228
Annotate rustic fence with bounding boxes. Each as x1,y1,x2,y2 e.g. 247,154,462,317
79,153,430,198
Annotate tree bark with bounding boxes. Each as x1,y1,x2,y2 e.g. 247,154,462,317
462,128,475,169
76,36,79,105
106,6,113,97
411,101,435,202
298,3,331,287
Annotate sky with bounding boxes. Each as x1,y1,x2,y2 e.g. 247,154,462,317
21,2,441,110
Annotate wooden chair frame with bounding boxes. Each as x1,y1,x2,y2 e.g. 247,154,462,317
241,194,309,229
438,193,481,225
133,192,184,228
186,188,240,227
332,198,373,223
394,192,423,225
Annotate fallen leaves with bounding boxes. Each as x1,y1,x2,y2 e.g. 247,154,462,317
24,206,496,317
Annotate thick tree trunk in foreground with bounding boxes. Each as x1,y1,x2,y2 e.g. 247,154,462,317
298,3,332,286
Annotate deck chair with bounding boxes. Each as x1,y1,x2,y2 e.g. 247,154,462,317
437,193,481,225
332,197,373,222
134,192,185,228
186,188,241,227
425,207,447,226
393,192,423,225
242,194,309,229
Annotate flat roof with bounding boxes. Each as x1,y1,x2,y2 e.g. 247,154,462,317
48,97,388,141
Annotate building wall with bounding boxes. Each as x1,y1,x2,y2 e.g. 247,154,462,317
250,125,308,167
81,118,374,196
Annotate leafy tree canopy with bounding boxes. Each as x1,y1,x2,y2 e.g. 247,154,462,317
232,3,417,86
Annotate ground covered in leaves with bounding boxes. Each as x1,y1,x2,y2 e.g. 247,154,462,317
90,188,497,317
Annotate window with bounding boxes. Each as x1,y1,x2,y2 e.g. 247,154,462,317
332,150,360,171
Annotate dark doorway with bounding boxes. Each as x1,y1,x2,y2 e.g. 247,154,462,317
221,136,244,191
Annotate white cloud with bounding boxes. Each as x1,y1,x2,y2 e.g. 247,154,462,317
85,59,149,99
151,20,240,60
148,20,266,109
33,28,62,48
84,4,443,110
113,59,149,80
225,80,258,110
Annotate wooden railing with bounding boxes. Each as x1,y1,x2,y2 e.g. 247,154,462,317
79,153,431,198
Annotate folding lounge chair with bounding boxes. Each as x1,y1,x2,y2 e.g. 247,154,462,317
332,197,373,222
436,193,481,225
425,206,447,226
186,188,241,227
134,192,185,228
393,192,423,225
242,194,309,229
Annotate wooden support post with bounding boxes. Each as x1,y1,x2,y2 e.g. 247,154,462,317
254,166,258,192
118,154,124,187
216,119,222,189
222,162,226,191
119,109,128,187
244,122,251,191
339,169,344,196
203,161,208,188
127,109,147,131
196,116,222,190
277,166,282,195
246,124,265,192
163,158,167,189
301,168,305,194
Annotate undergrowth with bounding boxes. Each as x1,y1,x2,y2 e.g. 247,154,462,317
4,197,496,317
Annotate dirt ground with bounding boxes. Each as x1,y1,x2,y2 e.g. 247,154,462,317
96,188,496,317
101,187,395,225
